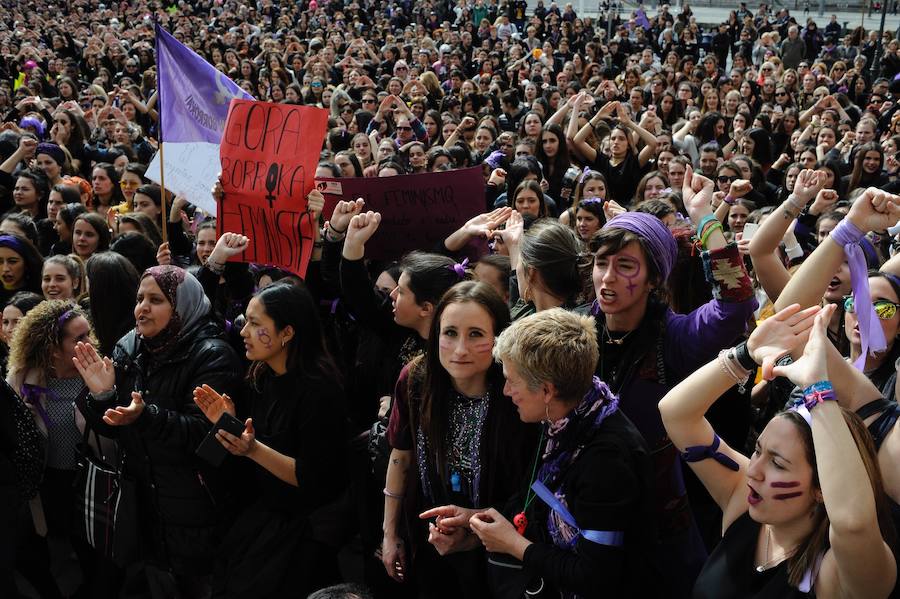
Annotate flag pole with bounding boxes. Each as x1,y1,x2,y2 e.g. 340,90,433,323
154,19,168,244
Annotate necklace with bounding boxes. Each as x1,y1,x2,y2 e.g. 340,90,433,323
756,525,792,573
513,429,545,535
603,325,634,345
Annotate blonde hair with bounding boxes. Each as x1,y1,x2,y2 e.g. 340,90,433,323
8,300,95,379
493,308,597,402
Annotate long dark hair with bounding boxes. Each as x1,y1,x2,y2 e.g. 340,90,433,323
248,281,342,389
415,281,511,479
85,252,140,355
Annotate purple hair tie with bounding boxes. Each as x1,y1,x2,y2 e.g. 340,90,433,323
580,198,604,208
831,219,886,370
449,258,469,278
578,166,592,185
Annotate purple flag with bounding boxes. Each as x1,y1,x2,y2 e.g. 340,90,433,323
155,24,253,143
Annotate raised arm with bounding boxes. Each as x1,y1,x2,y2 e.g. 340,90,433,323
772,306,897,599
749,170,825,301
775,188,900,313
617,103,657,167
660,304,819,528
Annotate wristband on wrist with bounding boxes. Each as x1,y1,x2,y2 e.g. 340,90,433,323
723,194,736,206
733,341,759,371
801,380,837,411
786,194,805,213
695,213,718,235
700,221,724,248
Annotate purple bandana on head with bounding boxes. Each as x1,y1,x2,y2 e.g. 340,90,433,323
603,212,678,281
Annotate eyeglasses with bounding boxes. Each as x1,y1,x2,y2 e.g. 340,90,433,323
717,175,738,184
844,295,900,320
396,126,413,131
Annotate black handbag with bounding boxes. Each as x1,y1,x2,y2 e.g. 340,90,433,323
72,426,139,567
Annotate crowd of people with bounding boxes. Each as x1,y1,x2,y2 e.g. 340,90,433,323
1,0,900,597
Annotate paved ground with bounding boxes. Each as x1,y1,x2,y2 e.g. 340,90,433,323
542,0,900,30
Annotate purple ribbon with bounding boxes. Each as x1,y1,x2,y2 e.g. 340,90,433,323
449,258,469,278
578,166,592,185
580,198,604,208
680,433,740,471
831,219,886,370
21,384,59,429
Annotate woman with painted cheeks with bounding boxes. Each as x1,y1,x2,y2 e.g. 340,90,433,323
71,265,243,597
193,282,348,597
381,281,534,597
71,213,110,261
41,254,84,301
0,233,43,306
587,168,758,597
425,308,658,598
660,303,897,599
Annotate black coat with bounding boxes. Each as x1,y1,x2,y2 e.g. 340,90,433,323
83,319,243,574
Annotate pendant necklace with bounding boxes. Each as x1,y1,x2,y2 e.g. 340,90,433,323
756,525,792,573
513,429,545,535
603,325,634,345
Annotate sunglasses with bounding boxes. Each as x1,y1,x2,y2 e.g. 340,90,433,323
776,91,788,96
844,295,900,320
362,98,376,104
340,106,353,113
717,175,738,184
396,126,412,131
120,180,140,189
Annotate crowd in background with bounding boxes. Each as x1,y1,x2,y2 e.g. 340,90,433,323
1,0,900,598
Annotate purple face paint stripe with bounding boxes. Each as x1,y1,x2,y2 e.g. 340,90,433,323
773,491,804,500
770,481,800,488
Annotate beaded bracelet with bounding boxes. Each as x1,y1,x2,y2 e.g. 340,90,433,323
802,380,837,411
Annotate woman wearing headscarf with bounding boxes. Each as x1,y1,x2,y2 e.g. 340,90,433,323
72,265,243,598
586,167,758,597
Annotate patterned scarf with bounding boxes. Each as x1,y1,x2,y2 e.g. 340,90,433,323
140,266,211,356
537,376,619,550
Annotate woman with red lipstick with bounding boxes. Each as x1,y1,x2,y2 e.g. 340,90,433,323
380,281,534,596
192,281,348,597
661,304,896,598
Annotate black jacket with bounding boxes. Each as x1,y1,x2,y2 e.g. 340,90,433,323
83,319,243,574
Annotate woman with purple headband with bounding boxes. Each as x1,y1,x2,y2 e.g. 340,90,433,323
587,167,758,596
6,301,122,598
661,302,897,599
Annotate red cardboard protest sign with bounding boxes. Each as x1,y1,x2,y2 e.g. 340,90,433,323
218,99,328,278
315,166,486,261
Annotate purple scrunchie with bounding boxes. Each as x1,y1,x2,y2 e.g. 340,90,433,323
449,257,469,278
603,212,678,281
831,219,886,370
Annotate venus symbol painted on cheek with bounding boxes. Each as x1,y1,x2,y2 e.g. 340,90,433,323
256,327,273,349
771,481,803,500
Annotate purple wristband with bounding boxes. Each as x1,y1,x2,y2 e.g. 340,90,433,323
831,219,886,370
